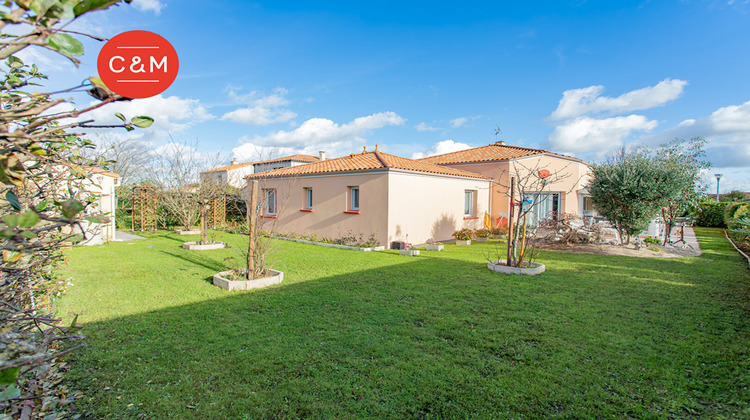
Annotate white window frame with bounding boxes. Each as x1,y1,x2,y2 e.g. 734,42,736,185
265,189,277,215
304,187,313,209
349,186,360,211
464,190,475,217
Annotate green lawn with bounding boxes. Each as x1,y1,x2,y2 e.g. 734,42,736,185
56,228,750,419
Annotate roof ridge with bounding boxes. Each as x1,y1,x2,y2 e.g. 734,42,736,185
491,143,547,152
373,150,391,168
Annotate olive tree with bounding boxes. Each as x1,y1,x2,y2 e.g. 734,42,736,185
587,141,707,245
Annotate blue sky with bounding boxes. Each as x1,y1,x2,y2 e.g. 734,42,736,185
19,0,750,191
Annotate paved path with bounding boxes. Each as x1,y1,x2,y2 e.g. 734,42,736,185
116,231,145,241
670,226,700,251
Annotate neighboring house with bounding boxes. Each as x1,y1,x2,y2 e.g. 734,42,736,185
246,147,492,248
419,141,593,226
76,168,120,244
201,154,321,188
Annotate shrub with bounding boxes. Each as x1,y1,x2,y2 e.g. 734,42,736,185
643,236,661,245
452,228,474,241
730,218,750,251
474,228,492,238
731,203,750,225
490,226,507,236
694,200,728,227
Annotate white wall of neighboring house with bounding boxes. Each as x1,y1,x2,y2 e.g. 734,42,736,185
75,171,119,245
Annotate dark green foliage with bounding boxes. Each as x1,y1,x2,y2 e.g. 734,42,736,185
694,200,728,227
724,202,750,227
588,151,677,242
720,190,747,202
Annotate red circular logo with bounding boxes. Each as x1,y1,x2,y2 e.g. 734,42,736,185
97,30,179,99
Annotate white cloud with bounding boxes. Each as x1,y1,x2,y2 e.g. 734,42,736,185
233,111,405,159
411,139,473,159
131,0,165,15
709,101,750,133
638,99,750,169
550,79,687,120
220,87,297,126
548,115,658,156
450,115,481,128
416,122,439,132
82,95,213,143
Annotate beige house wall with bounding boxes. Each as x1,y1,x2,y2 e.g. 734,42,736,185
201,166,256,189
386,171,491,245
440,155,591,225
254,171,390,247
78,172,119,243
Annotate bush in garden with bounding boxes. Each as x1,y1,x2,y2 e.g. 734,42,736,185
694,200,728,227
474,228,492,238
452,228,474,241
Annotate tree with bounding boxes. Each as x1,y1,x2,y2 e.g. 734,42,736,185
587,145,699,245
494,159,575,267
656,137,709,245
0,1,152,417
721,190,747,202
151,140,225,231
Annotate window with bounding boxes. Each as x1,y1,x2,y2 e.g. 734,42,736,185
349,186,360,211
583,196,594,213
265,189,277,215
304,188,313,209
464,190,476,217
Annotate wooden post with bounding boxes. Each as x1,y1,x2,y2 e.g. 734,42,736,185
200,198,208,245
506,176,515,267
247,180,259,280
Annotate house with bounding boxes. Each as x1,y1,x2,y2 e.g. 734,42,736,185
418,141,593,226
76,168,120,244
245,146,492,248
201,154,321,189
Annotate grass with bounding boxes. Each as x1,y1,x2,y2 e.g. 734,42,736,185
56,228,750,419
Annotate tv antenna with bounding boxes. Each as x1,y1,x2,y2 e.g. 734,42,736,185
494,125,502,141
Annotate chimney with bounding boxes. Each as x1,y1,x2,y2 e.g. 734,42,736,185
231,158,238,165
319,151,326,161
495,141,506,146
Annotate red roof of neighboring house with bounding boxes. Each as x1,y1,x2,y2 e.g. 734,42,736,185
87,167,121,178
246,149,491,180
202,154,320,173
418,142,584,165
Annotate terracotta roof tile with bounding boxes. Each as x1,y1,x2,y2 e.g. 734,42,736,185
246,150,490,180
87,167,120,178
202,154,320,173
417,143,545,165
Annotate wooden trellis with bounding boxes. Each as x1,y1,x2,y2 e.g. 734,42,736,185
206,195,226,227
131,186,158,231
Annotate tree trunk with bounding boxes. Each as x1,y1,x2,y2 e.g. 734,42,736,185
200,200,208,245
246,181,259,280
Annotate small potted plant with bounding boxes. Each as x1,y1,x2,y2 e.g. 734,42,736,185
399,234,420,256
426,239,444,251
474,228,491,242
452,228,473,245
491,226,507,239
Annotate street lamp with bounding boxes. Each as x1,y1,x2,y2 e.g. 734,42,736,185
715,174,723,202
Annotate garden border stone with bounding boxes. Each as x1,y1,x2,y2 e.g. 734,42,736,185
487,260,546,276
182,241,226,251
213,269,283,291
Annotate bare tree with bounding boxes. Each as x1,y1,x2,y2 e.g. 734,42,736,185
494,159,577,267
85,134,154,187
152,139,226,230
